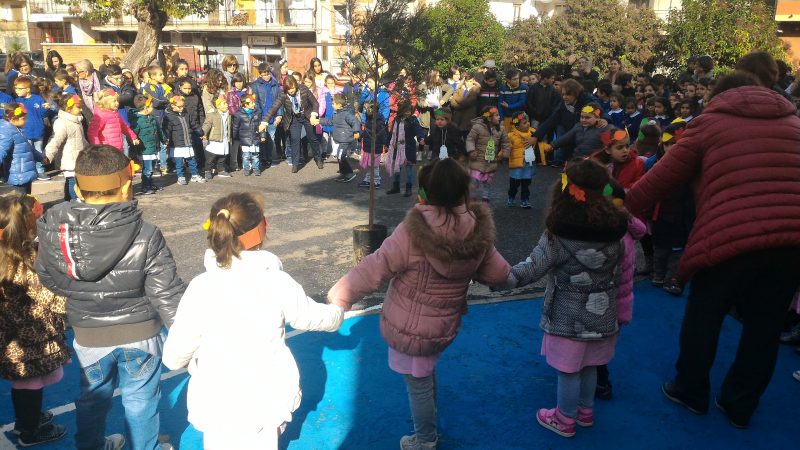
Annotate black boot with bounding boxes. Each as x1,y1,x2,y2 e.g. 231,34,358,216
403,183,412,197
387,181,401,195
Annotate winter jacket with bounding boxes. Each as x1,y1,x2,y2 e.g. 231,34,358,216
617,216,647,325
319,87,342,134
163,249,342,433
17,94,55,140
387,115,426,163
512,232,624,340
250,76,283,124
35,201,186,347
477,80,500,113
319,106,359,144
201,110,233,144
233,108,266,147
417,82,455,129
181,91,205,132
361,114,388,154
552,122,612,158
0,120,43,186
329,203,511,356
102,77,137,124
0,265,70,380
87,107,138,151
45,110,87,172
508,127,537,169
129,110,165,156
263,86,319,130
597,147,645,189
466,117,511,173
162,108,201,148
526,82,561,124
0,91,13,119
499,82,528,118
534,92,595,142
139,82,170,112
427,123,466,160
650,184,695,249
626,86,800,282
450,84,480,132
359,87,390,123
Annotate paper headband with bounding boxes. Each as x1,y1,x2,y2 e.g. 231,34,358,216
101,88,118,98
561,172,614,203
581,105,601,117
242,94,256,105
482,107,499,118
600,129,629,147
66,94,81,109
76,161,139,192
214,97,226,108
433,108,450,118
0,195,44,241
169,95,183,104
511,112,528,125
202,214,269,250
662,127,685,143
11,104,27,117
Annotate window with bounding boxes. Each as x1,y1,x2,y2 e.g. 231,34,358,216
334,5,349,37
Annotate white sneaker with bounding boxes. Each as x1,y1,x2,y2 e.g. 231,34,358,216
191,175,207,183
103,434,125,450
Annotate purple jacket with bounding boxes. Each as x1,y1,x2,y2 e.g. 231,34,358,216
617,215,646,324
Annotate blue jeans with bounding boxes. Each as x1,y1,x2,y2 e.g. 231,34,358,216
32,139,45,175
141,160,154,191
75,348,162,450
159,143,168,169
64,176,77,201
242,149,260,172
175,156,198,180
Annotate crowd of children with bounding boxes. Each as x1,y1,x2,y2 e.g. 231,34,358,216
1,50,799,450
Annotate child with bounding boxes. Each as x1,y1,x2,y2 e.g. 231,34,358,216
233,94,266,176
652,97,673,128
506,158,629,438
607,93,625,129
551,103,611,159
426,108,466,161
506,112,537,209
163,94,205,185
14,77,54,180
621,98,642,155
676,99,696,122
87,89,140,152
319,74,343,160
358,101,388,189
53,70,77,95
0,194,70,447
594,128,645,189
649,122,695,295
315,93,360,182
45,94,88,200
36,145,186,450
129,95,166,194
0,103,43,193
328,159,512,449
386,99,426,197
140,65,172,173
202,96,233,180
467,106,510,203
594,180,647,400
163,192,344,449
634,120,661,158
226,72,248,115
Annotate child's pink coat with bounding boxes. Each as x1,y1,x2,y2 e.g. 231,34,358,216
87,107,137,151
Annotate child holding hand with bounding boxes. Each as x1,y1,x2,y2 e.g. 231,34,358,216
45,94,88,200
314,93,360,182
87,89,140,152
506,112,540,209
0,103,43,194
466,106,510,204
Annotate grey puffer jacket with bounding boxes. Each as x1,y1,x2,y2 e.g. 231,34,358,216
35,201,186,347
318,106,360,144
512,232,623,340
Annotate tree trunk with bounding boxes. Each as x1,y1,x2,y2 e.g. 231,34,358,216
122,2,168,70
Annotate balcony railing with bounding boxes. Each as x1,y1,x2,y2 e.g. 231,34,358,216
97,8,315,29
27,0,76,15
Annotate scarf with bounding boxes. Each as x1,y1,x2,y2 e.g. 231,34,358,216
385,119,407,176
79,71,101,111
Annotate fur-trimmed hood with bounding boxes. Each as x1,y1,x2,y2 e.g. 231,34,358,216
405,202,496,279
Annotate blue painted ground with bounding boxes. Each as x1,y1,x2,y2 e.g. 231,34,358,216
1,283,798,449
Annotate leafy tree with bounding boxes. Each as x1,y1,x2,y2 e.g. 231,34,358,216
60,0,221,70
420,0,504,73
658,0,787,74
501,0,662,75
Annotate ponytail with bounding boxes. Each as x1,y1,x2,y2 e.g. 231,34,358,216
0,194,41,284
206,192,266,268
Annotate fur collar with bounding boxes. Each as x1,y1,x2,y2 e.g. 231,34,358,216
405,203,496,262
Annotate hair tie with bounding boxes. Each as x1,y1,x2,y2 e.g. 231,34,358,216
217,209,230,219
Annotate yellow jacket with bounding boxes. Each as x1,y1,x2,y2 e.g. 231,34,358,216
508,127,551,168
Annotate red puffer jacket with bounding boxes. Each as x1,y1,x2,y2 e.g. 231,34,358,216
626,86,800,282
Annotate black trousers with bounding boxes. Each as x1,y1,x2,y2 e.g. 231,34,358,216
204,150,226,173
674,247,800,422
653,246,683,280
12,388,43,436
508,178,532,201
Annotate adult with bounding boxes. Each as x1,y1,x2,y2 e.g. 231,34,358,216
221,55,240,86
97,54,113,78
567,55,599,83
335,60,353,88
735,51,791,100
263,76,322,173
693,55,714,82
531,78,599,166
6,53,39,95
252,62,283,165
625,71,800,428
476,69,500,113
75,59,102,123
603,57,626,90
473,59,495,85
45,50,66,80
308,57,330,89
417,69,454,131
449,73,480,137
525,67,560,128
776,60,795,91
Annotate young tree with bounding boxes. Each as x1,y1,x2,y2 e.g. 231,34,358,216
421,0,504,73
61,0,221,70
658,0,787,73
501,0,662,74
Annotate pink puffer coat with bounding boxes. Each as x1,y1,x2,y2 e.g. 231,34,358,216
87,107,137,151
329,203,511,356
617,215,646,325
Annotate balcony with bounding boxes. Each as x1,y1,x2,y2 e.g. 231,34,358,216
27,0,79,22
91,7,316,32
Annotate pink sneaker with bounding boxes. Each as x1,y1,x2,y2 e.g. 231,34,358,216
536,407,576,437
576,407,594,427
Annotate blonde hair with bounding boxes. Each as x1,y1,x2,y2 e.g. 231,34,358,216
207,192,266,268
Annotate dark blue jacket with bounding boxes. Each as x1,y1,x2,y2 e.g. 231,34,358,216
16,94,55,140
361,114,388,154
388,115,426,163
499,83,528,118
0,91,12,119
319,106,359,144
534,91,595,142
250,76,282,124
0,119,43,185
360,87,390,123
162,109,201,148
233,108,266,147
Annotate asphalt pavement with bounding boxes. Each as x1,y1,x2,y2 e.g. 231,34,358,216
4,157,560,305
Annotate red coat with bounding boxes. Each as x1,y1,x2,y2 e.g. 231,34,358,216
626,86,800,282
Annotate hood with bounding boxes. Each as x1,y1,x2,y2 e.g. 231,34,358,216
702,86,796,119
470,116,488,126
339,105,355,115
57,109,83,124
38,201,143,282
93,107,118,119
405,203,496,279
557,238,612,270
